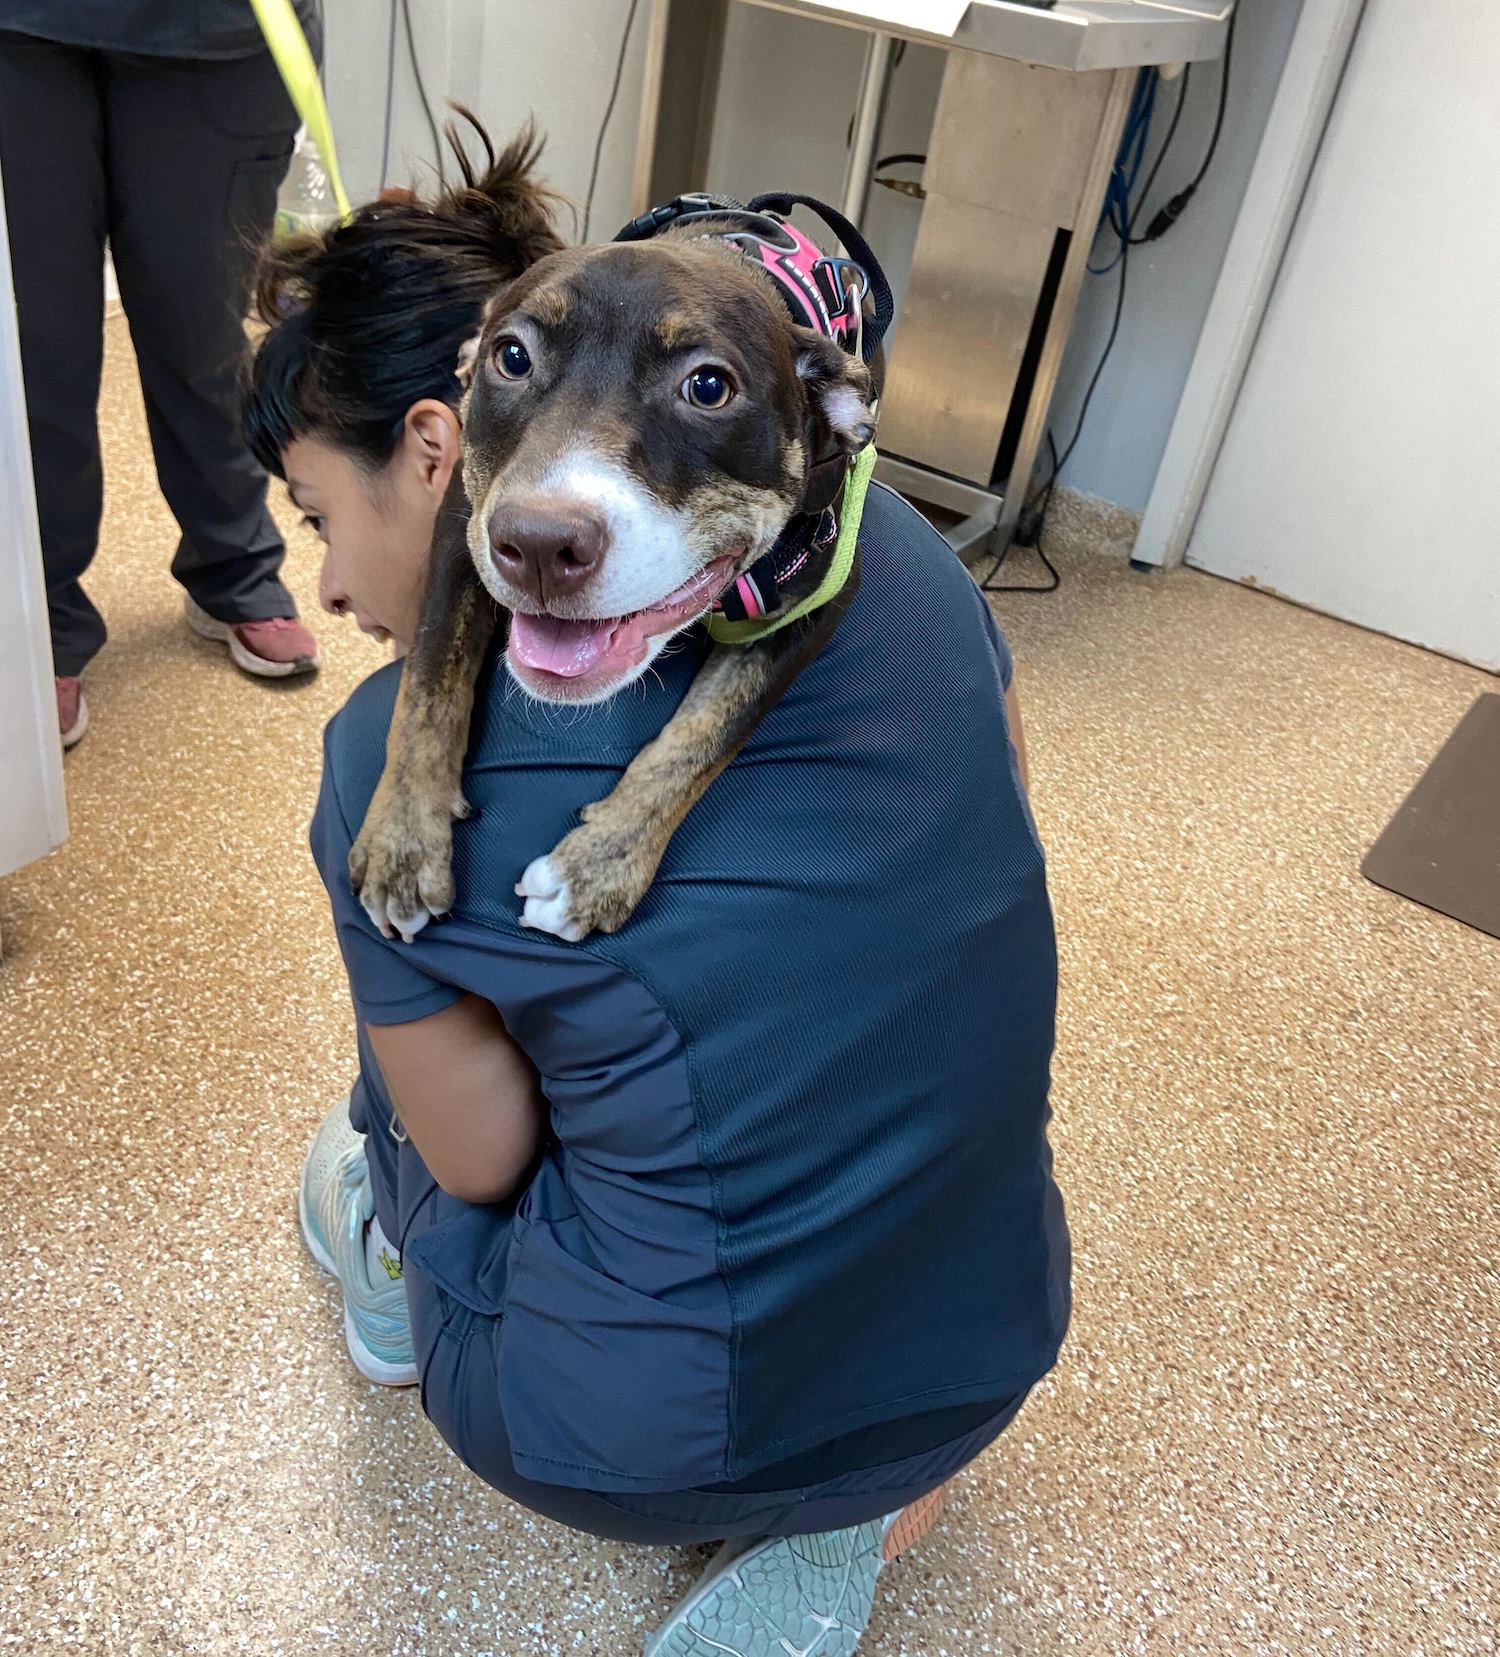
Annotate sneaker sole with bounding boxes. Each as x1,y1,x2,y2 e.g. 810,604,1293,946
342,1304,420,1389
882,1482,946,1563
60,696,89,749
297,1138,418,1389
646,1521,884,1657
185,596,320,679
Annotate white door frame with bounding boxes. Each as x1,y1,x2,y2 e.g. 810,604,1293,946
1133,0,1366,569
0,169,68,883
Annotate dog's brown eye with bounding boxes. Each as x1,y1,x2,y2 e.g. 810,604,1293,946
495,338,533,380
682,368,733,410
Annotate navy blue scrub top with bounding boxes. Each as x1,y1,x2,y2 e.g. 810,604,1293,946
311,483,1071,1494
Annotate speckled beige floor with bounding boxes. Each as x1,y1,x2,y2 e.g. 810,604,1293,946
2,315,1496,1655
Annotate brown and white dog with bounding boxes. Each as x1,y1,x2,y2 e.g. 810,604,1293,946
349,213,880,943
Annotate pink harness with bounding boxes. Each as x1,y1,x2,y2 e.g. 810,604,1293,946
614,193,870,356
614,191,893,626
709,210,868,359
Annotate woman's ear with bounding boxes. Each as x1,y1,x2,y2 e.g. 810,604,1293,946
793,328,877,455
402,398,464,499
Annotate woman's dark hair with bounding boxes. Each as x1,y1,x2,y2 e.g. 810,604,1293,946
244,113,564,478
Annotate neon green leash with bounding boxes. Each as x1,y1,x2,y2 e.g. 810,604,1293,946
707,443,877,646
250,0,351,222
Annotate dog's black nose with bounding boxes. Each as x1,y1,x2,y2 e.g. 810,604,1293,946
489,500,608,600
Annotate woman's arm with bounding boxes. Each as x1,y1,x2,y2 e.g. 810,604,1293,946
365,994,544,1205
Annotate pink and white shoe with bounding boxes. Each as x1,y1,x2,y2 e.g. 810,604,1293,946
185,595,320,679
56,676,89,749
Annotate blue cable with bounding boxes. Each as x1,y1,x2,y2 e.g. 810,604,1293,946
1088,67,1158,275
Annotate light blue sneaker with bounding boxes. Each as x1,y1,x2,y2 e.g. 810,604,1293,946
646,1486,948,1657
645,1521,886,1657
298,1099,418,1387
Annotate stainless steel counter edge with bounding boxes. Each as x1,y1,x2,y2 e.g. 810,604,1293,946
746,1,1232,72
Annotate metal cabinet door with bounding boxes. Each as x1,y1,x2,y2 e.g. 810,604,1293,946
0,173,68,887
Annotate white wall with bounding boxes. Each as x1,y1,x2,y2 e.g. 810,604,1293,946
317,0,1298,515
1187,0,1500,672
320,0,650,240
1053,0,1305,512
318,0,941,297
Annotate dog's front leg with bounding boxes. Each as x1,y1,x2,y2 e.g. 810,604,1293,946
516,577,854,942
349,473,499,941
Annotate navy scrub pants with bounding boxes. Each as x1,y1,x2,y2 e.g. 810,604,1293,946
348,1079,1025,1547
0,33,300,676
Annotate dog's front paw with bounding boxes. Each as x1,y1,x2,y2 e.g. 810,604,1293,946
514,854,589,943
349,784,467,944
515,817,658,943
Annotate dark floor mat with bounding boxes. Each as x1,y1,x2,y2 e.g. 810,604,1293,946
1362,693,1500,939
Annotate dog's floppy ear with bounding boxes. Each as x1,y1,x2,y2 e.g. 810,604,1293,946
793,328,877,455
455,286,512,394
456,330,482,391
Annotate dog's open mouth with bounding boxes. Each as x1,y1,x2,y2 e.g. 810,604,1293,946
507,554,739,696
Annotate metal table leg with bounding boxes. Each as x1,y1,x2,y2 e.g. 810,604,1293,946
840,31,895,226
630,0,729,218
989,65,1136,551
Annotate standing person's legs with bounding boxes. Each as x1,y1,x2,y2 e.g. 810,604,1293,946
0,34,109,679
102,47,300,629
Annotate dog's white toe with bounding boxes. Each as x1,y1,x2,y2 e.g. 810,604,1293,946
360,888,433,944
388,905,432,945
359,888,394,939
516,855,588,942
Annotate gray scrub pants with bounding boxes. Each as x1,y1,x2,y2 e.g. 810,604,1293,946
0,33,299,676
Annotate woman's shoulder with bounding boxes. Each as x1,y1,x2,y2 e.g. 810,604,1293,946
859,482,1012,676
321,659,405,823
317,483,1014,813
792,481,1015,715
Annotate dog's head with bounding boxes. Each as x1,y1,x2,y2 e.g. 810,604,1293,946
458,235,876,703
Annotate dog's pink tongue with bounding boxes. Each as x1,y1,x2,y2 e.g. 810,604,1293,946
509,612,614,679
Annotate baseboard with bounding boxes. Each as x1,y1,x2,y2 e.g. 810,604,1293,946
1045,484,1142,560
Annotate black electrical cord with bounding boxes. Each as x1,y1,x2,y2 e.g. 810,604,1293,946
1191,8,1236,190
872,153,927,199
1056,233,1128,480
1128,64,1190,244
401,0,446,183
982,432,1061,592
982,236,1130,591
377,0,397,191
1138,8,1236,244
582,0,642,241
